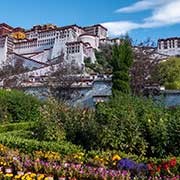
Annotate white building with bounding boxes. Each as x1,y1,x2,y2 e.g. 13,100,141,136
158,37,180,56
0,23,115,68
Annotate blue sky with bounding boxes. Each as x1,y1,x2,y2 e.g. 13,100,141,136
0,0,180,42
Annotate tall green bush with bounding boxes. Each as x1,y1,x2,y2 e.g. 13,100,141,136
62,107,98,150
33,99,66,142
0,90,42,122
33,98,97,150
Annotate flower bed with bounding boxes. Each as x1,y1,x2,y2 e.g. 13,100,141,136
0,144,179,180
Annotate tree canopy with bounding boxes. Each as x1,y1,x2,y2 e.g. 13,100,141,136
152,57,180,89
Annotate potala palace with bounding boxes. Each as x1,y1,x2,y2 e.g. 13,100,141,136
0,22,179,76
0,23,120,72
0,22,179,107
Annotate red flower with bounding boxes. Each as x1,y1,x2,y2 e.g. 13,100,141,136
170,158,176,168
156,166,161,172
163,162,169,170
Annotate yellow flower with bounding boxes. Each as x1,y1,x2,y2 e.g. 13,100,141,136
112,154,121,161
30,173,36,178
5,173,13,177
94,155,99,159
14,174,22,179
37,174,44,180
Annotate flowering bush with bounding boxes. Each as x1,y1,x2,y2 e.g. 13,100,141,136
147,157,179,178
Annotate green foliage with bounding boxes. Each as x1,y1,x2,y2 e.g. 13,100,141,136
33,99,66,142
84,57,91,65
62,107,98,150
165,81,180,89
166,107,180,156
1,89,180,159
95,44,113,69
0,130,33,139
84,61,102,74
0,133,83,155
30,95,180,158
113,71,130,81
152,57,180,89
86,149,145,164
111,41,133,72
112,80,131,94
0,90,42,123
35,98,98,150
95,94,148,156
111,36,133,95
95,93,174,158
0,122,36,133
84,44,113,74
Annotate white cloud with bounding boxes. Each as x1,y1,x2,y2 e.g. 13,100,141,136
102,0,180,36
115,0,170,13
102,21,140,36
144,1,180,25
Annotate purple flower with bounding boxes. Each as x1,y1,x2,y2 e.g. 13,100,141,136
137,163,148,172
117,158,136,170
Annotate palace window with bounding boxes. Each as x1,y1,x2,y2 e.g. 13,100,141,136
164,41,167,49
169,41,171,48
172,40,175,48
72,47,75,53
158,43,161,49
177,39,180,48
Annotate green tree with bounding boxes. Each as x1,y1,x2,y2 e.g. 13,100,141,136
111,36,133,95
152,57,180,89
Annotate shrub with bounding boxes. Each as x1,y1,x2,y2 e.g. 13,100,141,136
0,122,36,133
95,94,148,156
0,130,33,139
33,99,66,142
35,98,97,149
95,93,170,157
0,90,42,122
0,133,83,155
166,107,180,156
62,107,98,150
